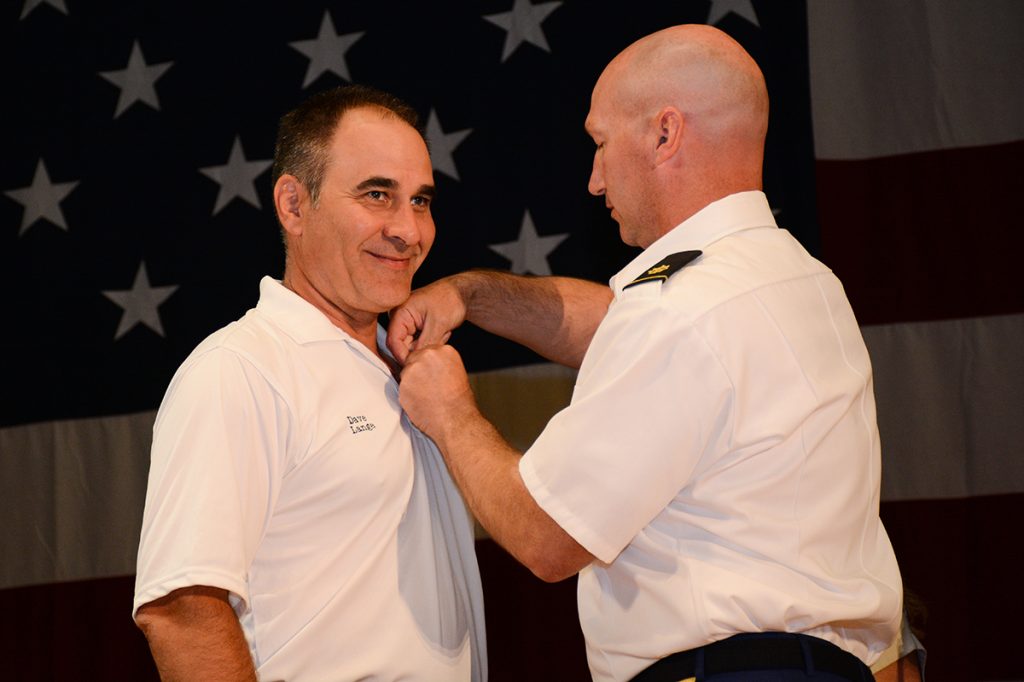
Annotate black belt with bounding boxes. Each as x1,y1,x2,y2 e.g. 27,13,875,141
628,632,872,682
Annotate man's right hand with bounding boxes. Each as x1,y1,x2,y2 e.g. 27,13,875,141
387,276,467,364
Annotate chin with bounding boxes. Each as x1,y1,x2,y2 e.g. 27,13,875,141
618,225,641,248
376,288,414,312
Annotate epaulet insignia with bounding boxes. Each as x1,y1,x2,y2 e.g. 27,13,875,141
623,250,702,289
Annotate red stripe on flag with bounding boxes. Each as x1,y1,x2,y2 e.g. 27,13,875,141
816,140,1024,326
476,539,590,680
9,517,1022,681
0,575,158,680
1,543,592,681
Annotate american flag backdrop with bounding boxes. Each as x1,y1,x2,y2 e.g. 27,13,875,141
2,1,1022,679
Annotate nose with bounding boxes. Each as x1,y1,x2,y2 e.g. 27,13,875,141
382,203,423,249
587,153,605,197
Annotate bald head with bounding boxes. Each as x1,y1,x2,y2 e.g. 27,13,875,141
585,25,769,245
611,25,767,140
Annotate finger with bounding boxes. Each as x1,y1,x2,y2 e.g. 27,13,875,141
411,327,454,354
391,334,414,365
416,313,456,349
386,309,419,364
385,330,410,365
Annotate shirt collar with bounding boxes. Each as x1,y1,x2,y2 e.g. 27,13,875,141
255,276,350,344
609,191,777,295
254,277,395,373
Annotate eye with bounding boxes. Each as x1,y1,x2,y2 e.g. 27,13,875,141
411,195,432,209
366,190,388,202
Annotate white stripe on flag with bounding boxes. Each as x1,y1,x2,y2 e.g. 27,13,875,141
808,0,1024,160
469,362,579,452
865,312,1024,501
0,411,155,590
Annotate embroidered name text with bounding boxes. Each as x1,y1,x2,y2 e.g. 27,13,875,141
347,415,376,434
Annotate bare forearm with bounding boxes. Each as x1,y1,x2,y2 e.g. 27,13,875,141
432,399,592,582
452,270,611,368
398,344,594,579
147,632,255,681
136,587,257,681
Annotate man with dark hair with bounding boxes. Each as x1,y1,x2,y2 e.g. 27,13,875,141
133,85,486,681
272,85,422,207
390,25,900,682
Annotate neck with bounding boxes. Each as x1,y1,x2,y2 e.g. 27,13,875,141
281,270,383,360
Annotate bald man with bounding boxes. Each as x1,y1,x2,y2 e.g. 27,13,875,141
389,25,902,682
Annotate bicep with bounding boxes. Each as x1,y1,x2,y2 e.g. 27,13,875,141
548,277,613,367
136,351,287,613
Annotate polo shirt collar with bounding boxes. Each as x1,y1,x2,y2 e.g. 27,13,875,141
255,277,396,373
609,190,777,295
255,277,351,343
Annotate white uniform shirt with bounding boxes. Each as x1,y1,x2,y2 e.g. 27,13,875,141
134,277,486,681
520,191,901,681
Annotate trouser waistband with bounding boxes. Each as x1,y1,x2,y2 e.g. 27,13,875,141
628,632,873,682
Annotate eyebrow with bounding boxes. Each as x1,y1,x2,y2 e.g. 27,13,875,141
355,176,397,191
354,177,436,198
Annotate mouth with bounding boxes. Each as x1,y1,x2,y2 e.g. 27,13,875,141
367,252,414,270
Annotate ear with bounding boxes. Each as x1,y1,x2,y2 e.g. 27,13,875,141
273,174,309,236
653,107,683,165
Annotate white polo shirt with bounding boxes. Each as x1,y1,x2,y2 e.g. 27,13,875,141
520,191,901,681
135,277,486,681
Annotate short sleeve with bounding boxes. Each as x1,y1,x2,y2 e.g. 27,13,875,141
519,298,732,564
133,348,288,618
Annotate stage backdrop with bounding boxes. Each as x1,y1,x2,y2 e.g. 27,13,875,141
2,1,1021,680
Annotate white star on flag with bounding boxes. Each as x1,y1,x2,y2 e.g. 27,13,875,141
483,0,562,63
489,210,569,276
425,110,472,181
289,11,365,88
102,262,178,340
4,159,79,235
706,0,760,27
98,41,173,118
199,137,273,215
19,0,67,20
